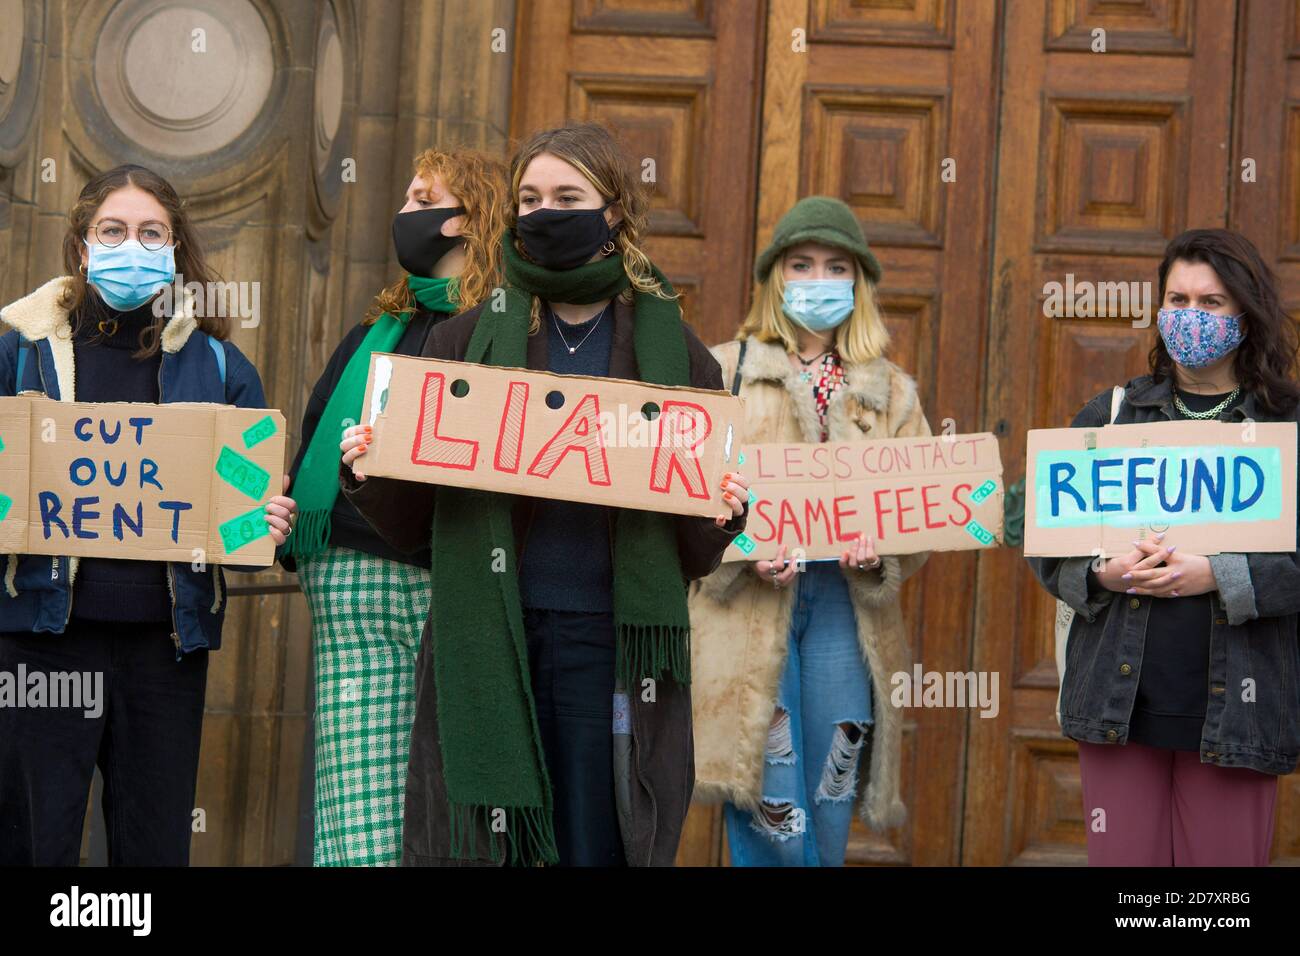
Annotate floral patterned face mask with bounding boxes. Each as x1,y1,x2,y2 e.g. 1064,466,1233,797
1156,307,1245,368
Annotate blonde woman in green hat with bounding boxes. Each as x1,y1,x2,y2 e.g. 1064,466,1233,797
688,196,932,865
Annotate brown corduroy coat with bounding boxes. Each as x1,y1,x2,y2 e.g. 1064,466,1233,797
688,336,930,830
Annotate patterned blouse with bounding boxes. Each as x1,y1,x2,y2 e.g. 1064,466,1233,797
810,350,846,442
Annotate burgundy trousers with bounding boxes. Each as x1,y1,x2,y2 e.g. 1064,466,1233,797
1077,740,1278,866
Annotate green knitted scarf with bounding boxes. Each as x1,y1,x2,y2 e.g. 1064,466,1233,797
432,231,693,865
287,275,456,560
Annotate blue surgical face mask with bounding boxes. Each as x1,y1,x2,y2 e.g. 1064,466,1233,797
85,239,176,311
782,279,855,332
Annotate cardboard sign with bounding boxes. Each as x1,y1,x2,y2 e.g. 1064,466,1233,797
0,397,286,566
1024,420,1298,557
721,433,1005,561
360,353,744,519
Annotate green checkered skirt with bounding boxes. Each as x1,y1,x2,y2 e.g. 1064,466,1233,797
299,546,431,866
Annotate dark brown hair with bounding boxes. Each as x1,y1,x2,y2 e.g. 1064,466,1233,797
1151,228,1300,415
60,164,225,357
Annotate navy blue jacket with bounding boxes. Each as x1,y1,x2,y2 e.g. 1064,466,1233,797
0,277,268,655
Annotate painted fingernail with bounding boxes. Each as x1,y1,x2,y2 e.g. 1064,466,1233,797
1156,532,1165,540
1171,571,1181,579
1171,591,1179,597
1121,573,1131,580
1126,587,1137,594
1167,545,1177,553
724,492,734,501
1132,540,1140,547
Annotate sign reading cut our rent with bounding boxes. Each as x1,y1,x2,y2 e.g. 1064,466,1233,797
722,432,1005,562
0,396,286,566
360,353,744,519
1024,420,1298,557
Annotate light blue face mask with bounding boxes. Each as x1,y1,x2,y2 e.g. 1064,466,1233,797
782,279,855,332
85,239,176,311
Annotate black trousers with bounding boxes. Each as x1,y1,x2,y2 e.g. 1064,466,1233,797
0,619,208,865
523,607,626,867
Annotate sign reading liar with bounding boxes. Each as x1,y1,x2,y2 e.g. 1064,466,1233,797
0,397,286,566
722,433,1004,562
1024,420,1298,557
360,354,744,519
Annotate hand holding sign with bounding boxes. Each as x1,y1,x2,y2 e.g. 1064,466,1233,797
264,474,297,546
1093,533,1216,599
341,424,372,481
716,470,749,528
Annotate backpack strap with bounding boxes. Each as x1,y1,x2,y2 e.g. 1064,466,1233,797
1109,385,1125,424
206,333,227,395
730,339,748,396
14,335,32,392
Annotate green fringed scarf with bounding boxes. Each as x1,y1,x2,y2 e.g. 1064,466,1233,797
433,231,694,866
287,275,457,560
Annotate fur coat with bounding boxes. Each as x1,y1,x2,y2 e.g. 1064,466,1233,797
688,336,930,830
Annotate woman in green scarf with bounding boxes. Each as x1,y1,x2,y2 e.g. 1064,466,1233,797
282,147,509,866
340,123,749,866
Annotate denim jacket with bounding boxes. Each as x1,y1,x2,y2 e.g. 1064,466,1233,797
1028,374,1300,775
0,277,268,655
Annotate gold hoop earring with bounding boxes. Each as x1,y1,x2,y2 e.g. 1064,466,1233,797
600,240,616,257
79,262,87,276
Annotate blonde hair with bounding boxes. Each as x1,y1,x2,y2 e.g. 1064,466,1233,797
364,146,509,324
509,122,676,333
736,253,890,365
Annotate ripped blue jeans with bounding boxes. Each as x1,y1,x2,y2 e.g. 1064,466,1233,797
725,562,873,867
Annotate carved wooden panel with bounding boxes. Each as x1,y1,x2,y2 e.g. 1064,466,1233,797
512,0,764,350
1045,0,1193,55
1007,734,1086,865
1038,97,1188,255
569,74,708,236
802,88,948,247
571,0,715,36
1283,103,1300,261
809,0,955,48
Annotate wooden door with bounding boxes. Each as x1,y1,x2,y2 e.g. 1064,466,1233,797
968,0,1242,864
742,0,1002,866
1228,0,1300,865
509,0,766,347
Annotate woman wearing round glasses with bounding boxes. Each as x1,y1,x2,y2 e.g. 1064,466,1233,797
0,164,297,866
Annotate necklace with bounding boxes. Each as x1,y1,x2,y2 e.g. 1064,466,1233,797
1174,384,1241,420
796,349,830,383
552,306,605,355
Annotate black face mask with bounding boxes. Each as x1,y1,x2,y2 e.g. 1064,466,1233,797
392,205,467,276
516,202,616,271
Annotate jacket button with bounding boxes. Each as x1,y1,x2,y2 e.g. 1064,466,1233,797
1105,729,1118,741
1215,618,1227,625
1204,751,1218,759
1211,685,1225,696
1119,663,1132,675
1128,597,1140,609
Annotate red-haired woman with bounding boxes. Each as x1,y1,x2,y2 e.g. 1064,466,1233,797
281,147,509,866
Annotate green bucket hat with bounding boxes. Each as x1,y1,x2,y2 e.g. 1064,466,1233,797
754,196,882,285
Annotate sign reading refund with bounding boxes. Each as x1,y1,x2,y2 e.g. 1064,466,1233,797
1025,420,1297,557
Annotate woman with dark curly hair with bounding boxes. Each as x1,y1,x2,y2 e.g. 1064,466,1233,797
1030,228,1300,866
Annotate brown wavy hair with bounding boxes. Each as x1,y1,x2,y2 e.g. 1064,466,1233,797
364,147,509,323
60,164,224,357
508,122,675,333
1150,228,1300,415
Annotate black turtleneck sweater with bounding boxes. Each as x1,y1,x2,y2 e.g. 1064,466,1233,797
69,295,173,623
